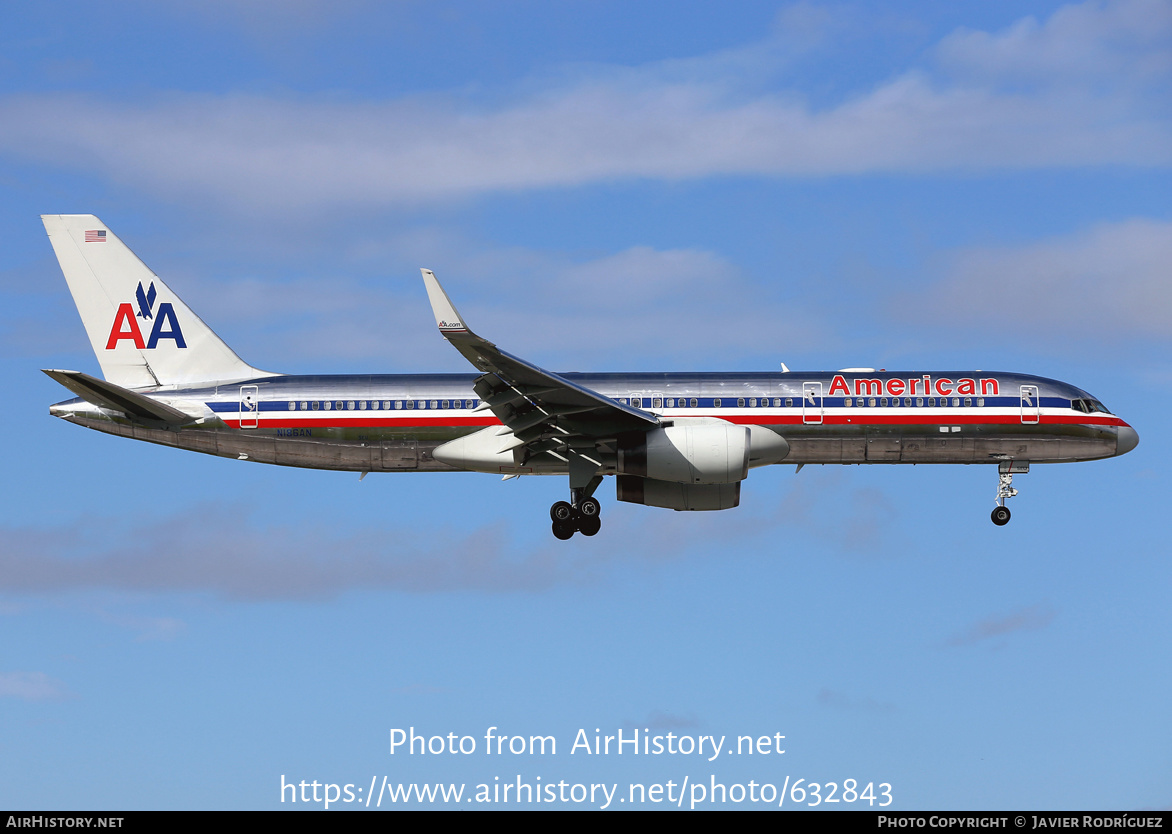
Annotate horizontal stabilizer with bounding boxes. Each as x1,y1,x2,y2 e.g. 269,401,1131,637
43,369,194,424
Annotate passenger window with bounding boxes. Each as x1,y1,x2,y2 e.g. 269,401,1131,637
406,400,414,409
880,398,888,407
359,401,367,410
335,401,343,410
844,398,852,407
653,398,662,408
714,398,722,408
869,398,877,407
915,398,923,407
287,401,295,411
748,398,756,407
441,400,449,409
927,397,935,407
300,401,308,410
737,398,745,408
785,398,792,408
347,401,355,410
690,398,698,407
324,401,333,410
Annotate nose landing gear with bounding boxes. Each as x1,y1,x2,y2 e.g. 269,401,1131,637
991,460,1028,526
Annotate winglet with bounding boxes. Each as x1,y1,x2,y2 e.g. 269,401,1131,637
420,269,469,333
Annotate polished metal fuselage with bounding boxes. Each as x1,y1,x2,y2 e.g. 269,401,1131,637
49,370,1129,475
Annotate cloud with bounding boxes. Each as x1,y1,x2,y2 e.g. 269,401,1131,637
96,610,187,642
915,218,1172,343
817,687,897,713
0,502,699,600
0,507,571,598
769,474,901,555
0,671,68,701
0,463,898,600
25,232,823,369
0,1,1167,212
944,604,1056,648
631,710,701,731
936,0,1172,88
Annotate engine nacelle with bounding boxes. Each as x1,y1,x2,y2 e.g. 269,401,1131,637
617,424,750,484
616,476,740,511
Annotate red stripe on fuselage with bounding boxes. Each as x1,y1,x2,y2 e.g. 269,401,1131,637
219,413,1126,430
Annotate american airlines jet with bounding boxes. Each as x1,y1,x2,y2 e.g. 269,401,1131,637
42,215,1138,539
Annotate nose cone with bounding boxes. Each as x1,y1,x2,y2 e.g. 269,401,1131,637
1116,425,1139,456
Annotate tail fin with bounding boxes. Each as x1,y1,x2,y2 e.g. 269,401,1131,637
41,214,273,389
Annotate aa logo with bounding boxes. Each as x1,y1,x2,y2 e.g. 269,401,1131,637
105,282,187,350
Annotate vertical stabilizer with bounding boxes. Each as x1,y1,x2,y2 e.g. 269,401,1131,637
42,215,273,389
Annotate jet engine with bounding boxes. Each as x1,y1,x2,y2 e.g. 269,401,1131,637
614,423,789,510
616,475,741,511
618,424,751,484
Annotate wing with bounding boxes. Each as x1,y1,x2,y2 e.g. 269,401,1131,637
420,269,658,464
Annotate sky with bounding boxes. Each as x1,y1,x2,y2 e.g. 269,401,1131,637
1,0,1169,811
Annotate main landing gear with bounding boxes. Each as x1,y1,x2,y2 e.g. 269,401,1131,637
551,497,601,540
551,463,605,540
991,460,1028,526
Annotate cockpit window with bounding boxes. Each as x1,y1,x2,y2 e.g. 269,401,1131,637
1072,398,1111,414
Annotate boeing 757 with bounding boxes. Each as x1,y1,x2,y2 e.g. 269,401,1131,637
41,215,1138,539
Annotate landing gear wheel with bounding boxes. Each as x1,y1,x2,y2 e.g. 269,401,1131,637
550,501,575,523
578,497,601,518
552,519,576,540
991,506,1011,526
578,515,601,537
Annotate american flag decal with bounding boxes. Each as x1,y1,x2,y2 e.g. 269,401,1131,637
84,230,106,243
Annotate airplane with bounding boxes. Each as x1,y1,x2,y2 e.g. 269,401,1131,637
41,214,1138,539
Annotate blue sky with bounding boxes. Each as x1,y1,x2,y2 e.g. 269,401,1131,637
1,0,1169,811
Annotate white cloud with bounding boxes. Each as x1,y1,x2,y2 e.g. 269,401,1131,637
817,687,897,713
937,0,1172,87
44,238,823,370
0,504,638,599
0,1,1167,211
0,670,67,701
944,605,1056,648
918,218,1172,342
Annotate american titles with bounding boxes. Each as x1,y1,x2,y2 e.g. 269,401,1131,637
828,374,998,398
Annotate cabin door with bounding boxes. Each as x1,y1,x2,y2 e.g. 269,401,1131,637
1019,385,1040,425
239,385,260,429
802,382,823,424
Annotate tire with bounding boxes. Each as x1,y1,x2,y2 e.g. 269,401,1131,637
552,519,576,540
579,497,600,518
550,501,575,522
991,506,1011,526
578,515,601,537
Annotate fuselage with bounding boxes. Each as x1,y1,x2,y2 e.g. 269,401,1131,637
49,369,1136,474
